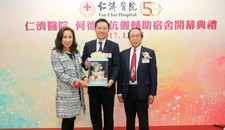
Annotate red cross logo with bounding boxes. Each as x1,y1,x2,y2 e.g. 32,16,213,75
83,3,92,11
80,1,95,17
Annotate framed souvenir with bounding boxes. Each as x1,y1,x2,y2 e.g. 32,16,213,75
88,58,108,86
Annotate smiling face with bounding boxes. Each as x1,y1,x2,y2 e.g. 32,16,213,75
62,30,73,51
128,28,143,48
95,21,109,40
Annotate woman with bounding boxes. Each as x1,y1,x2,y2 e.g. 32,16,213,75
51,27,88,130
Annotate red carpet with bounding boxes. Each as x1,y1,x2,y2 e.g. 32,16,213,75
1,125,225,130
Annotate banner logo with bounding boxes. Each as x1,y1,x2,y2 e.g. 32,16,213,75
80,1,95,17
140,2,162,16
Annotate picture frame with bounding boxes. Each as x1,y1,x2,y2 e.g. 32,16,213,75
88,58,108,86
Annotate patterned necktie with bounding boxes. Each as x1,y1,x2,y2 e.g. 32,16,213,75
98,42,103,52
131,48,136,82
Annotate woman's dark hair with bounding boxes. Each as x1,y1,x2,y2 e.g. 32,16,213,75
53,27,78,53
95,18,110,29
127,27,144,39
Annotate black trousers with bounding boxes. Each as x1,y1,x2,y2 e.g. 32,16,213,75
124,87,149,130
62,117,76,130
89,90,114,130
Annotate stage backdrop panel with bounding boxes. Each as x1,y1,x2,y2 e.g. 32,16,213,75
0,0,224,128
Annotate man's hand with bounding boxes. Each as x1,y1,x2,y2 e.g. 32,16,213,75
148,95,154,104
107,79,114,88
84,59,90,69
118,95,124,103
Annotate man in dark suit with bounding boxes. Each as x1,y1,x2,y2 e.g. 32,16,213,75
117,28,157,130
81,18,120,130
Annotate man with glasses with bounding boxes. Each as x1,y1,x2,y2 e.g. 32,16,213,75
117,28,158,130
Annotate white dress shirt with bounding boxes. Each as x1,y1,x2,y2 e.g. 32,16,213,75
96,39,106,52
129,45,142,85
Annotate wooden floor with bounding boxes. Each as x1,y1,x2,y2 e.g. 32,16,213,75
1,125,225,130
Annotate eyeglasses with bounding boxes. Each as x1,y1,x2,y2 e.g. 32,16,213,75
130,34,141,39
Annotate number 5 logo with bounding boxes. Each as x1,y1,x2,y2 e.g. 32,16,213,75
141,2,162,16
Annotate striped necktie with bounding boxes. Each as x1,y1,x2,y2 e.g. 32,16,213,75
98,42,103,52
131,48,136,82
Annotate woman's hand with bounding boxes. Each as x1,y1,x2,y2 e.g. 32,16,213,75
79,80,88,88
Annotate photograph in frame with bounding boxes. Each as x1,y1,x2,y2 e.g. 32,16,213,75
88,58,108,87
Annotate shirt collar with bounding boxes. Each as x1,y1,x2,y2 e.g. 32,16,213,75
97,39,106,44
131,45,142,51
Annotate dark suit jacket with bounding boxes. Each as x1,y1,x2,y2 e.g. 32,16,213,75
117,46,157,101
82,39,120,96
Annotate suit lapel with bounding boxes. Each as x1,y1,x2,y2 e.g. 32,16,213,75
91,40,97,53
127,48,131,72
137,47,144,71
103,39,109,52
